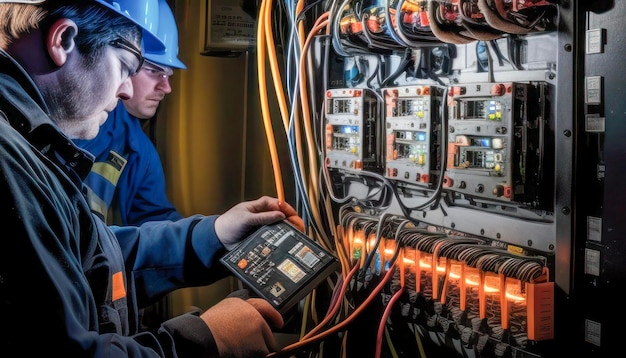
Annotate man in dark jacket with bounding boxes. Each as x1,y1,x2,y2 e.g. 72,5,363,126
0,1,299,356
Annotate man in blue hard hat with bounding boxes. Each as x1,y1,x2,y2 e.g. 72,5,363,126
0,0,299,356
73,0,194,334
74,0,187,226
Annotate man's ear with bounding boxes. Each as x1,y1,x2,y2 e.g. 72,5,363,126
46,18,78,67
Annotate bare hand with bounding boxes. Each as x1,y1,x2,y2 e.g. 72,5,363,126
215,196,304,250
200,297,284,358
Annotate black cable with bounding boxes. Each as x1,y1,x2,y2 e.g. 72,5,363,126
379,47,412,87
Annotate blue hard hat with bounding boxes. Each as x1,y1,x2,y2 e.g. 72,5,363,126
95,0,165,53
144,0,186,69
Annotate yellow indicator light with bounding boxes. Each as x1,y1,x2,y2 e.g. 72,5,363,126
505,292,527,302
484,285,500,293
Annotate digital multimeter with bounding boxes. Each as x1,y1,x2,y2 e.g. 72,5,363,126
220,221,340,314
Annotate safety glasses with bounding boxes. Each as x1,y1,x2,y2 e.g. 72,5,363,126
109,37,144,76
142,60,174,80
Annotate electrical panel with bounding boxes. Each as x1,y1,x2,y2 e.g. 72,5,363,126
248,0,611,356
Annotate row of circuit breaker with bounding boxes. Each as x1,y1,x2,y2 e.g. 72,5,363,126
324,81,553,212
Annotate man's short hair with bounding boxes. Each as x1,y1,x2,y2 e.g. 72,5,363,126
0,1,141,63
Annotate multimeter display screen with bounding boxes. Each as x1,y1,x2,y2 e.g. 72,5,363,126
220,221,340,313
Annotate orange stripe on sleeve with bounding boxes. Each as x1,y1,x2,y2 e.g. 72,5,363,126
112,271,126,301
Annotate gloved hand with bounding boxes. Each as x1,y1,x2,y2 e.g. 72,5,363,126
215,196,304,250
200,296,284,358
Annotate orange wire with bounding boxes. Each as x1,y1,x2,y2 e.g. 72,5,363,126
375,285,405,358
268,258,399,356
257,0,285,201
302,263,360,340
264,0,290,134
296,14,330,235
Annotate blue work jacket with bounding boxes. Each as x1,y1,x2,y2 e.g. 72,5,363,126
73,102,184,226
0,49,225,357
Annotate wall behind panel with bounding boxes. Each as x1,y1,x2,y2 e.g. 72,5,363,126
160,0,245,215
154,0,285,314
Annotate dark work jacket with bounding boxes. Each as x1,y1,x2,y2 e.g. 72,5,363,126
0,49,225,357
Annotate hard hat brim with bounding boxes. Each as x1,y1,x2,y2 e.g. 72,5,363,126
144,53,186,70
